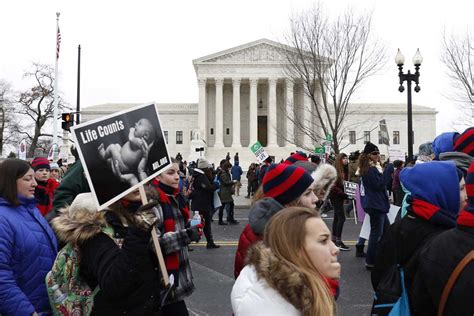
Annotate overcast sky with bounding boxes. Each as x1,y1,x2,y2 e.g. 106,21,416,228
1,0,472,134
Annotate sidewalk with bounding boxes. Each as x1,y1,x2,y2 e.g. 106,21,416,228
233,173,252,209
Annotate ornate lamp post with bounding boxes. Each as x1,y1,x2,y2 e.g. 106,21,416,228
395,48,423,162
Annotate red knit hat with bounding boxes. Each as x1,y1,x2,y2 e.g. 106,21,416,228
262,163,314,205
454,127,474,157
457,162,474,227
283,151,308,165
31,157,50,171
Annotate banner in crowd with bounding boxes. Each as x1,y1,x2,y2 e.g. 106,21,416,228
389,148,405,162
250,141,269,163
18,139,27,160
71,103,171,210
343,181,358,199
379,119,390,146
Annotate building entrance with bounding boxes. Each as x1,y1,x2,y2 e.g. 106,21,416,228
258,116,267,146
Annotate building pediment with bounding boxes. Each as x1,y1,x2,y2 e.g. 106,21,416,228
193,38,295,65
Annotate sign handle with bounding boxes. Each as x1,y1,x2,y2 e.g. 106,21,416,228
139,185,170,287
352,199,357,224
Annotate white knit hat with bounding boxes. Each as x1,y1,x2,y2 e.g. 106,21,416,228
69,193,98,213
197,158,211,169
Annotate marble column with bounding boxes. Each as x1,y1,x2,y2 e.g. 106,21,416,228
198,78,207,142
249,78,258,146
214,78,224,148
303,87,312,147
267,78,278,147
285,79,294,145
232,78,242,147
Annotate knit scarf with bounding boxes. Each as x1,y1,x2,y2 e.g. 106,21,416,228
324,276,340,299
35,178,59,216
408,196,457,229
154,180,190,279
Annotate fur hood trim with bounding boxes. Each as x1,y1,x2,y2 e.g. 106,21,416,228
51,193,107,245
247,242,313,314
312,164,337,201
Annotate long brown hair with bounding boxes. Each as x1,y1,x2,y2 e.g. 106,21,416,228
357,153,371,177
334,153,348,182
264,207,336,316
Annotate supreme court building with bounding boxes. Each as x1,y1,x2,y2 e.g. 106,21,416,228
82,39,437,165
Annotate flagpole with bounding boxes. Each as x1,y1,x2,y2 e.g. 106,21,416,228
52,12,60,160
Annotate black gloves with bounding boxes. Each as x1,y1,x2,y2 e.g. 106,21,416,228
186,224,203,242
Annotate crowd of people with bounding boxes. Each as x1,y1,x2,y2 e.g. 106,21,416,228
0,126,472,315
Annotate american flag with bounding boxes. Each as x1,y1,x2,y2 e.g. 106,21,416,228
56,26,61,59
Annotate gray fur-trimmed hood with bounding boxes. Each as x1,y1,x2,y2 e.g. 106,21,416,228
51,193,107,245
311,164,337,201
248,198,285,235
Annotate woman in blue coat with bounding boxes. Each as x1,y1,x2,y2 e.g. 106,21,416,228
0,159,58,316
358,142,390,269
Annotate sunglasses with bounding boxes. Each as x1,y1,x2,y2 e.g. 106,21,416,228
370,152,380,155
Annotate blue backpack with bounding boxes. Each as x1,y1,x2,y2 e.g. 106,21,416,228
371,265,410,316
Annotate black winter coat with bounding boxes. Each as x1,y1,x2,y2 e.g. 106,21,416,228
80,212,162,316
371,211,448,311
411,226,474,316
189,170,217,214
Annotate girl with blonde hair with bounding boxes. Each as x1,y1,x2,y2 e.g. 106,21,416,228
232,207,340,316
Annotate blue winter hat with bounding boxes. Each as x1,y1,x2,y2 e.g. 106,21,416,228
432,132,459,160
400,161,460,226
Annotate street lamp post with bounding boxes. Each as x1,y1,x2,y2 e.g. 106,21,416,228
395,48,423,163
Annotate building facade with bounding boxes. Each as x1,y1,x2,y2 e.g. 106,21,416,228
81,39,437,165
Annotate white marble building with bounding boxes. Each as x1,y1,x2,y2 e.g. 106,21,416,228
81,39,437,165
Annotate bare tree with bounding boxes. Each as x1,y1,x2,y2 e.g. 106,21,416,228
0,80,16,156
11,63,70,157
282,4,386,153
441,29,474,125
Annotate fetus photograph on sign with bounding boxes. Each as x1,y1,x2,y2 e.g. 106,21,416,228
71,103,171,209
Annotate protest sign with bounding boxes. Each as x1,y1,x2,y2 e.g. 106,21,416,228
71,103,171,210
250,141,269,163
359,204,400,240
343,181,358,199
389,148,405,162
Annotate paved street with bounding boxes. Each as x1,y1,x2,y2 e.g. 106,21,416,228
187,206,374,316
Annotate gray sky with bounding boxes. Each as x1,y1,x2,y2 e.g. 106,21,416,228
1,0,472,134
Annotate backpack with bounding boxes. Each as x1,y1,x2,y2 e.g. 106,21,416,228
45,226,119,316
371,222,411,316
371,265,411,316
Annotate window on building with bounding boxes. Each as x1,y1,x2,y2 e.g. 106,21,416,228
349,131,356,144
378,131,383,144
190,131,193,140
176,131,183,144
210,128,214,135
226,128,230,135
393,131,400,145
164,131,168,144
364,131,370,144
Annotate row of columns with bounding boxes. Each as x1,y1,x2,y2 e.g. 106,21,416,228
198,77,313,148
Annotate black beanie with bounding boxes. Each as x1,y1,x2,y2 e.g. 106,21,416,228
363,142,379,155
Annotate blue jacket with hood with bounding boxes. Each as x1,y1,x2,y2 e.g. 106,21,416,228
0,196,58,316
371,161,461,310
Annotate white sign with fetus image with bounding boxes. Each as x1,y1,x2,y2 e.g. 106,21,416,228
71,103,171,209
